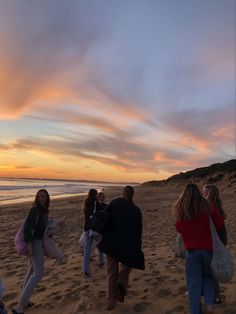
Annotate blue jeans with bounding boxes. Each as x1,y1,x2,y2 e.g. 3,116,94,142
82,231,104,273
185,249,214,314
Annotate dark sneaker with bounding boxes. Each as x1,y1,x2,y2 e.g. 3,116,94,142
0,302,7,314
106,301,116,311
116,283,127,303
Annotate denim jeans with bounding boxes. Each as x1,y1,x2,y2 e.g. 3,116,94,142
82,231,104,273
185,249,214,314
20,240,44,306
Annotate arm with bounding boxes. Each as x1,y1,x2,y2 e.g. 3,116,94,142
23,207,39,243
104,199,115,213
175,221,183,233
137,209,143,248
211,203,224,231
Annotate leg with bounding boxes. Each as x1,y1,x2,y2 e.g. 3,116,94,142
213,277,221,302
106,255,119,307
185,250,202,314
82,231,94,274
118,263,132,291
202,251,214,307
22,259,33,289
19,240,44,307
98,249,105,266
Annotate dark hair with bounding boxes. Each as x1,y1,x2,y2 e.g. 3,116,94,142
83,189,97,211
173,183,210,221
123,185,134,201
98,192,105,198
33,189,50,214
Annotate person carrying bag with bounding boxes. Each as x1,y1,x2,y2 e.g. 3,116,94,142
209,217,234,283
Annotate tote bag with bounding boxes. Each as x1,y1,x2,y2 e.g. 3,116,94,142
209,217,234,283
15,213,39,256
172,233,185,259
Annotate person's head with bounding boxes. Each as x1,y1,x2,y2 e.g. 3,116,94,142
34,189,50,210
123,185,134,201
97,192,105,203
203,184,219,202
203,184,226,219
173,183,209,221
83,188,97,210
202,184,210,198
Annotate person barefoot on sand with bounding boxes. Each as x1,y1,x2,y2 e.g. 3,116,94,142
203,184,228,305
12,189,50,314
173,183,224,314
98,186,145,311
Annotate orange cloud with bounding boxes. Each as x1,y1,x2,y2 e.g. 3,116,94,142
211,125,235,139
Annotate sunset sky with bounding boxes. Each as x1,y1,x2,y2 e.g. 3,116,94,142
0,0,235,182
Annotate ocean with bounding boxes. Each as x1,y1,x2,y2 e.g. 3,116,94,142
0,177,127,205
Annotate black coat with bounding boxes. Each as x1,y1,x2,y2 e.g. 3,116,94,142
98,197,145,270
84,201,106,231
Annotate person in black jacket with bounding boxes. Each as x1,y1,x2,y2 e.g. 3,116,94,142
82,189,99,277
98,186,145,311
96,192,107,211
12,189,49,314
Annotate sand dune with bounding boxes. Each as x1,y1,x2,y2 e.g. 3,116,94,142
0,185,235,313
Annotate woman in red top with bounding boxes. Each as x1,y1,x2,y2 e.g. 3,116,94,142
174,184,224,314
203,184,228,304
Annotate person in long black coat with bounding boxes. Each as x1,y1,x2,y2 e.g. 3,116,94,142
98,186,145,311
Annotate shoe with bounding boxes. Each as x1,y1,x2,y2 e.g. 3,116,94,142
24,301,35,309
12,310,24,314
214,297,223,304
116,283,127,303
84,272,90,278
106,301,116,311
0,302,7,314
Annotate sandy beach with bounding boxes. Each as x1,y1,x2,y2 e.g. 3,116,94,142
0,185,235,314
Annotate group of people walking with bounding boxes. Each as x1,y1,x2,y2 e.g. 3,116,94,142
0,182,229,314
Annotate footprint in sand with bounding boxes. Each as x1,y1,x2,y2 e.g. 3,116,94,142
5,270,18,277
141,295,148,300
165,306,186,313
178,286,186,295
133,302,151,312
156,288,171,297
36,286,47,292
3,292,17,301
80,284,90,291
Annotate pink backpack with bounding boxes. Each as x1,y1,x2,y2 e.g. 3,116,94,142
15,214,39,256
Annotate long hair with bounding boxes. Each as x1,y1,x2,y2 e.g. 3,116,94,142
204,184,226,219
33,189,50,214
83,189,97,213
173,183,210,221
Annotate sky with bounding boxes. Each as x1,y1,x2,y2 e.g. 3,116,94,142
0,0,235,183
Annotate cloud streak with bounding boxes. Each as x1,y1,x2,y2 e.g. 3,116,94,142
0,1,235,181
